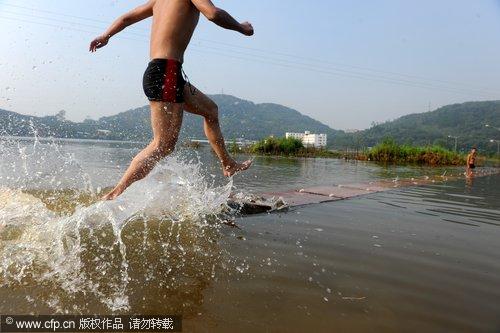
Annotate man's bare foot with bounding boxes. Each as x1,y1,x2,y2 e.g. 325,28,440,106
223,159,252,177
101,187,124,201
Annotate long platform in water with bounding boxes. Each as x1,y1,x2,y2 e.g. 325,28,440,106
229,167,500,215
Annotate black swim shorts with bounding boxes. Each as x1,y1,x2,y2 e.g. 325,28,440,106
143,58,186,103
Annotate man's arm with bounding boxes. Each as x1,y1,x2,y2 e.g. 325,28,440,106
90,0,155,52
191,0,254,36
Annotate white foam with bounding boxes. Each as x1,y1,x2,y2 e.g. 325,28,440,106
0,135,233,312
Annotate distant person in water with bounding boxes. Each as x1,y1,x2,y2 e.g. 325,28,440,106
466,147,477,178
89,0,253,200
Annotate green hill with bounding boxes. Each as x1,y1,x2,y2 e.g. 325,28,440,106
332,101,500,154
96,94,340,141
0,95,340,142
1,98,499,154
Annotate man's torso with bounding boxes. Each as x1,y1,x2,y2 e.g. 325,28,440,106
150,0,200,62
468,153,476,166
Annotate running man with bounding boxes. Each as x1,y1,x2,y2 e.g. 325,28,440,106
90,0,253,200
466,147,477,178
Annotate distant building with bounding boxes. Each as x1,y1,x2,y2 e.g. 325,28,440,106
345,129,361,134
286,131,327,148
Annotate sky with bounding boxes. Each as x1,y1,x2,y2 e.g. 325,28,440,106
1,0,500,130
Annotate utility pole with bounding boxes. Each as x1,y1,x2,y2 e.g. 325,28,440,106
485,125,499,155
491,139,500,156
448,135,458,152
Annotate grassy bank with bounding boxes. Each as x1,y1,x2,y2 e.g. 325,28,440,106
229,135,477,166
362,139,465,166
239,137,468,166
484,156,500,167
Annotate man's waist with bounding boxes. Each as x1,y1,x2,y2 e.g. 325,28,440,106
149,58,183,66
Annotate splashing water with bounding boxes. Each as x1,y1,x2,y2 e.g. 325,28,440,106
0,135,234,314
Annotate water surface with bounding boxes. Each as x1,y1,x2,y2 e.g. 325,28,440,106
0,138,499,333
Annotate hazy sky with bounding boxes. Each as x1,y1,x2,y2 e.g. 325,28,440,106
1,0,500,130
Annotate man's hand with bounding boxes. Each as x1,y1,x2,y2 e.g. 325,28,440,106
89,35,110,52
239,22,254,36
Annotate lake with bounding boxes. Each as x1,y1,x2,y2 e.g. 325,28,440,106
0,138,499,333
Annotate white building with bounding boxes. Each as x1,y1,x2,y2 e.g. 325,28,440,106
286,131,327,148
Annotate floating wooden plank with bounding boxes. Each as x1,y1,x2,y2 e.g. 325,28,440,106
336,182,395,192
229,167,500,215
262,191,340,206
228,193,288,215
227,200,275,215
298,186,374,199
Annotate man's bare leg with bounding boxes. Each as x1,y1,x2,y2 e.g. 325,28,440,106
183,85,252,176
102,102,184,200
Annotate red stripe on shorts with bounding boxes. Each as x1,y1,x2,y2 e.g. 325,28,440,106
162,60,179,102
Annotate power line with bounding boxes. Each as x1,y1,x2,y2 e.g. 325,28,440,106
0,16,147,43
1,2,129,25
0,10,497,98
3,1,495,94
191,44,495,97
194,37,496,92
0,9,150,38
0,13,491,98
188,46,493,97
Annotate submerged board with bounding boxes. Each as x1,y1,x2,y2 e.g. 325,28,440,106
230,167,500,215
